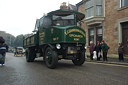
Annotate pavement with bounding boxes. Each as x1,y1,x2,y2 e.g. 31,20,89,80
86,56,128,66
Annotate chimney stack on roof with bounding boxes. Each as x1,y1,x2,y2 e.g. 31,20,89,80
60,2,68,9
60,2,77,11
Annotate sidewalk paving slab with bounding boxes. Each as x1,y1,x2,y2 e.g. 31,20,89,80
86,57,128,66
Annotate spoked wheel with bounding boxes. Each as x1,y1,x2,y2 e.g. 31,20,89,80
72,51,85,65
26,48,36,62
45,47,58,69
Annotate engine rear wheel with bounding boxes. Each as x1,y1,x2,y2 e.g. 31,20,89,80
72,51,85,65
26,48,36,62
45,47,58,69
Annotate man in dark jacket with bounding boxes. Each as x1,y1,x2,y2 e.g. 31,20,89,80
0,36,8,66
101,40,109,61
118,43,124,62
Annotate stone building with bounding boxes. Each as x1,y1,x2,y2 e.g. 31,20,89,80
76,0,128,56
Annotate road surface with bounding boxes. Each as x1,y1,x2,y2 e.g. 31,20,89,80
0,53,128,85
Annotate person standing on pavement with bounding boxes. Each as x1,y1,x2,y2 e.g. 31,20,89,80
101,40,109,61
118,43,124,62
127,39,128,48
0,36,8,66
89,41,95,60
126,39,128,63
95,41,101,61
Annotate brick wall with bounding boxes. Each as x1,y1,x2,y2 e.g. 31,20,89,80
105,0,128,54
77,2,89,46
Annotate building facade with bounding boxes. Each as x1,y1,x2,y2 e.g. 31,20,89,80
76,0,128,56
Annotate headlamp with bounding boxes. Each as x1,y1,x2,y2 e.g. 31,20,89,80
56,44,61,49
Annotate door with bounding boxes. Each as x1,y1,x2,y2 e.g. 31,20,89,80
122,22,128,55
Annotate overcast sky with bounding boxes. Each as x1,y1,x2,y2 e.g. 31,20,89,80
0,0,81,37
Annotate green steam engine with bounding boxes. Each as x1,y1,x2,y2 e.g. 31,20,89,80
23,9,86,69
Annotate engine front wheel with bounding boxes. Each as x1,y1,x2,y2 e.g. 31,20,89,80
72,51,85,65
45,47,58,69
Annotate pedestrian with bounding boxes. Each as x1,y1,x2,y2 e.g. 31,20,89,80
126,39,128,63
0,36,8,66
101,40,109,61
118,43,124,62
127,39,128,48
95,41,101,61
89,41,95,60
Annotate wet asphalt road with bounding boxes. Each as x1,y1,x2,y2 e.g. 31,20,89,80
0,53,128,85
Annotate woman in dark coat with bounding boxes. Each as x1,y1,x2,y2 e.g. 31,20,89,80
89,41,95,60
95,41,101,61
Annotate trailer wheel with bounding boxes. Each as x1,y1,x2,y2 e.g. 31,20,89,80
26,48,36,62
72,51,85,65
45,47,58,69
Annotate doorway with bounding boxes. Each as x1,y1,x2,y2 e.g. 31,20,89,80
121,22,128,55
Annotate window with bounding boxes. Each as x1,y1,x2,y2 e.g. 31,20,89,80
89,29,94,44
121,0,128,7
96,27,103,42
85,0,94,18
96,0,102,16
52,14,75,26
85,0,103,18
40,16,52,29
